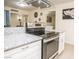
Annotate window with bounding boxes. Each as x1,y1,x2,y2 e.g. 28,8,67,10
4,10,10,27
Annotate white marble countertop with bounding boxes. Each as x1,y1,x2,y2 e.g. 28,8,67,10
4,33,42,51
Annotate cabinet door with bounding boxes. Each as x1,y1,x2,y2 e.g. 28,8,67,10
59,32,65,54
23,41,41,59
30,46,41,59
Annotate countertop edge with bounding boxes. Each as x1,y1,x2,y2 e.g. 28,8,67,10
4,39,42,52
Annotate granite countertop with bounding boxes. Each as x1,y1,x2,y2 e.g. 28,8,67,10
4,33,42,51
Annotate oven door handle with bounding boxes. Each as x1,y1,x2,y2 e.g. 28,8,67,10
44,36,59,43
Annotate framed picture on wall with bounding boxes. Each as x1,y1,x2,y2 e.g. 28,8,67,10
63,8,74,19
34,12,38,18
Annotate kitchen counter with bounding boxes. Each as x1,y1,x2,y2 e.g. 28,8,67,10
4,27,60,52
4,33,42,52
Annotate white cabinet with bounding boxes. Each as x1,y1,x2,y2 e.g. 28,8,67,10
5,40,41,59
58,32,65,54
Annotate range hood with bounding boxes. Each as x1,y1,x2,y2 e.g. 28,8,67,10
26,0,51,8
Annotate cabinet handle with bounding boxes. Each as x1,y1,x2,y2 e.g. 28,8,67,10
22,46,29,50
5,56,12,58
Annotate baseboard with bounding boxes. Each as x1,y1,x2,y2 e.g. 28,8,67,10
65,41,74,46
65,42,74,46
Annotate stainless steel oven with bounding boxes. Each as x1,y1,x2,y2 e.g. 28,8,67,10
43,35,59,59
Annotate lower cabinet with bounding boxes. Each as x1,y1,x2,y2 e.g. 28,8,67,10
58,32,65,54
5,40,41,59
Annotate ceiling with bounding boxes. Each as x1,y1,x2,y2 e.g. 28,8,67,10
4,0,74,10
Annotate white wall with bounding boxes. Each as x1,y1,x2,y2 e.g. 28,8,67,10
4,6,29,27
27,7,56,27
4,6,29,15
56,1,74,45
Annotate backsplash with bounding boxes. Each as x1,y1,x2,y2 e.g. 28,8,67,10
4,27,25,35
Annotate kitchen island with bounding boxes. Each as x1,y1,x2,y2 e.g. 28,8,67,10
4,27,65,59
4,33,42,51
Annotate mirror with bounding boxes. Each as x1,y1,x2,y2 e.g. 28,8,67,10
4,10,28,27
34,12,38,18
46,11,56,29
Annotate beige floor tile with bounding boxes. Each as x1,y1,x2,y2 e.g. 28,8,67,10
58,44,74,59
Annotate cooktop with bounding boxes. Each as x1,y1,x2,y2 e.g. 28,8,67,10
26,28,59,39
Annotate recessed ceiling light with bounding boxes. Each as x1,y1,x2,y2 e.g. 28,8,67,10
38,0,41,3
17,2,29,7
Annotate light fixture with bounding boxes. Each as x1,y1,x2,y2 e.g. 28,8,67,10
28,0,51,8
16,0,52,8
17,15,22,20
38,0,41,3
17,15,23,27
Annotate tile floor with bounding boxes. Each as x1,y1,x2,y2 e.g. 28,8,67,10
58,43,74,59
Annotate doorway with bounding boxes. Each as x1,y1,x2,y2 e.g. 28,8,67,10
46,11,56,29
